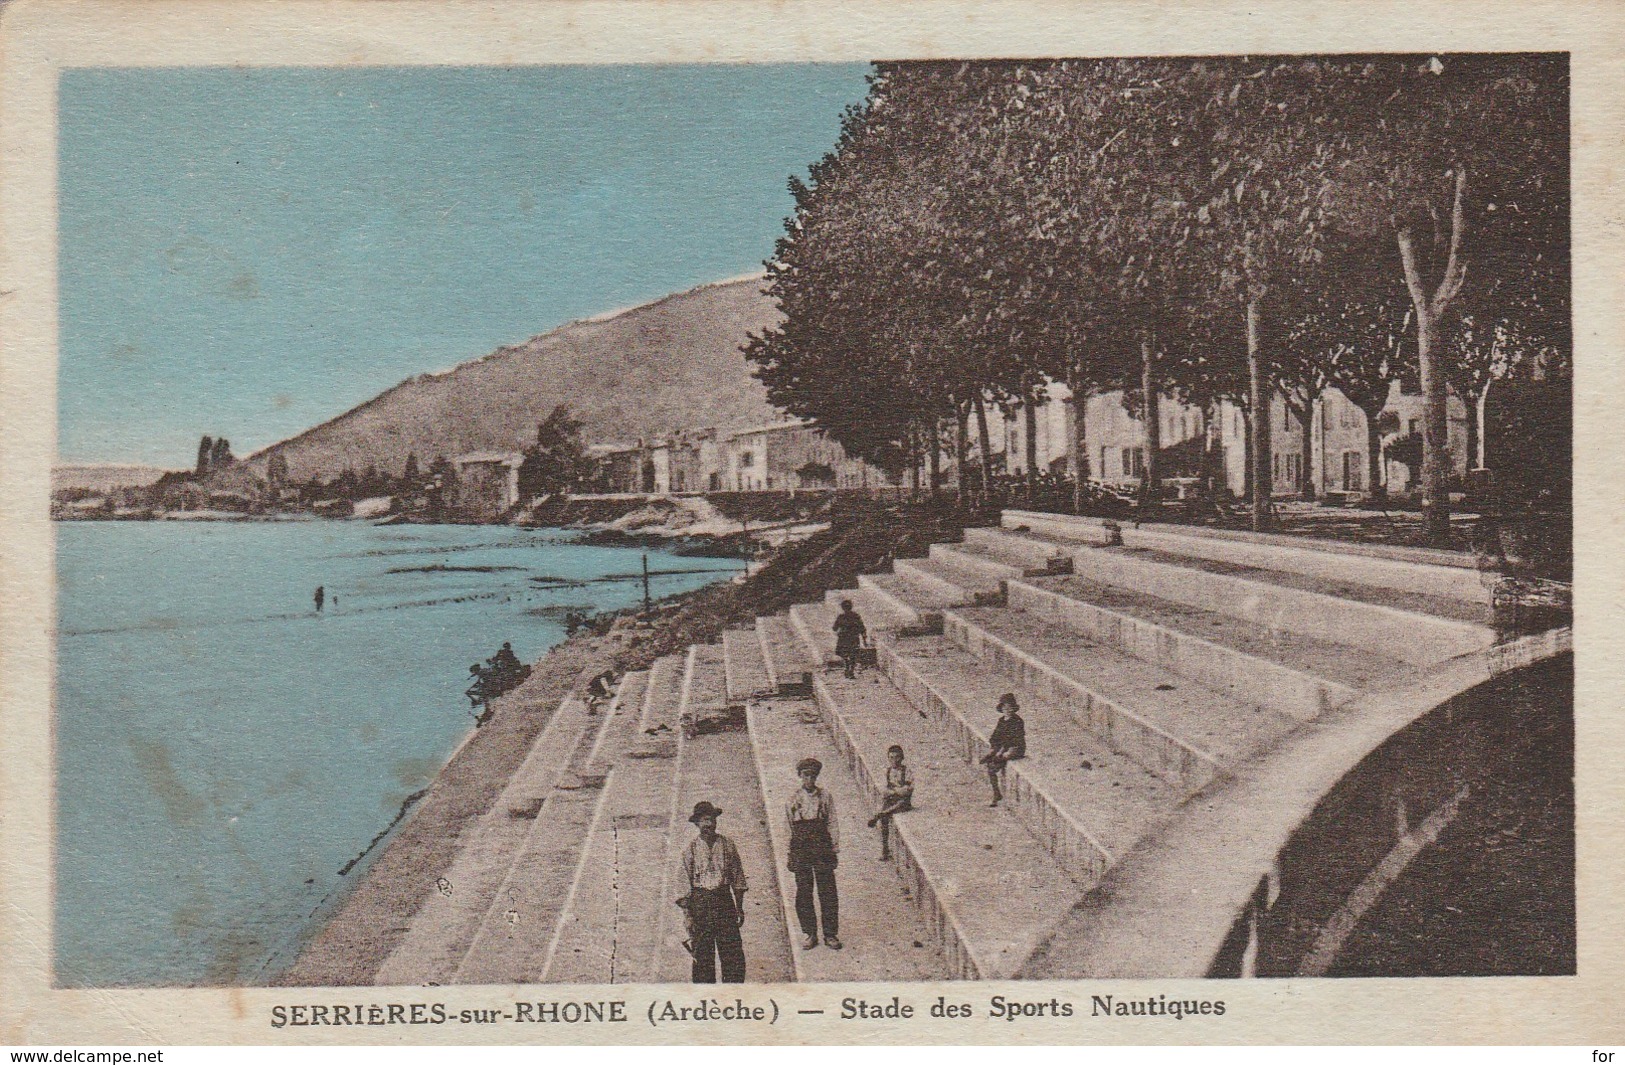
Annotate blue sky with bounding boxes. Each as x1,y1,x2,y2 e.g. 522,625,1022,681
58,64,872,467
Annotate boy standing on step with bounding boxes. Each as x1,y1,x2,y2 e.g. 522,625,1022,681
678,801,749,983
787,758,842,950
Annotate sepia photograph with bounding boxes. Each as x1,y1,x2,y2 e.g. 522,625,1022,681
0,0,1616,1048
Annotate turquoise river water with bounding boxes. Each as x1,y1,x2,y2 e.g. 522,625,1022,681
53,520,738,987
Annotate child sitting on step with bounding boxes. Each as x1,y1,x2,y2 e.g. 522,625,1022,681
866,745,914,860
980,693,1026,806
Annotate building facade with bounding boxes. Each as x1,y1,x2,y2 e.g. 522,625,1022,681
454,451,525,517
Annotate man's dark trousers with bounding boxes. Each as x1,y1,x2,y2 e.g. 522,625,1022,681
689,888,746,983
793,867,838,940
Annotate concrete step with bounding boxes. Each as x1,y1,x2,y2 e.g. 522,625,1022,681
1115,543,1493,626
889,638,1181,874
374,687,611,985
638,654,684,735
677,642,733,735
950,536,1493,667
977,521,1495,629
880,553,1367,720
944,606,1300,794
894,555,1001,601
743,658,953,981
453,691,621,984
543,656,686,983
723,626,774,704
1016,574,1416,717
862,569,963,616
771,610,1084,979
653,643,796,983
823,585,911,630
928,542,1024,583
1001,509,1491,606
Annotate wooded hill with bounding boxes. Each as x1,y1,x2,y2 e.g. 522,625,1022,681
247,275,782,483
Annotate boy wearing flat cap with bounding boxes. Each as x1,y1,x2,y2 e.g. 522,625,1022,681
786,758,841,950
678,800,749,982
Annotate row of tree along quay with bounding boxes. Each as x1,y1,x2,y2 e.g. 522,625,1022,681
743,54,1569,549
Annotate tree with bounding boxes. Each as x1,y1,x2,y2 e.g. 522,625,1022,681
1328,54,1567,543
1188,58,1359,528
210,437,234,470
1273,323,1332,500
426,455,458,521
1444,248,1568,473
195,435,214,477
1321,280,1417,500
518,404,590,499
402,452,421,488
266,452,289,490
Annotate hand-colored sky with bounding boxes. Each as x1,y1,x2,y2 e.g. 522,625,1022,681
59,64,871,467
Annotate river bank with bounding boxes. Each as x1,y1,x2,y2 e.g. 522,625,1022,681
54,490,833,557
276,499,980,986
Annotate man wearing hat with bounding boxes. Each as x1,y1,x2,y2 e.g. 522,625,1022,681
786,758,841,950
678,800,749,983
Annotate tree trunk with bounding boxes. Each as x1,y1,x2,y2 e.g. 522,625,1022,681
1070,372,1089,515
1416,307,1449,537
1204,400,1220,498
1397,168,1469,547
1464,386,1481,474
1247,300,1271,531
1299,403,1315,501
1241,405,1253,503
973,391,993,504
1140,338,1160,512
1366,412,1384,501
955,402,969,506
909,434,921,497
1024,388,1039,503
928,418,942,500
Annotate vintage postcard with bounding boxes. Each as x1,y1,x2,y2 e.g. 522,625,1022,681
1,0,1619,1047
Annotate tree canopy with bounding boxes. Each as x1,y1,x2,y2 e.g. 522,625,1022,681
743,54,1568,542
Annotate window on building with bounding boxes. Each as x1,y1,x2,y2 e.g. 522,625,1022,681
739,450,753,467
1101,447,1110,479
1273,453,1282,483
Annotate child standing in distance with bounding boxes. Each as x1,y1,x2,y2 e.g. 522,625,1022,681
832,599,867,679
980,693,1027,806
866,745,914,861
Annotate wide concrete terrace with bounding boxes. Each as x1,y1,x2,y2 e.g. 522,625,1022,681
368,509,1568,984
